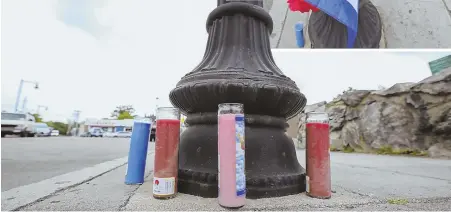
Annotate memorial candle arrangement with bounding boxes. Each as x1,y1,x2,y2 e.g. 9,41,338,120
305,112,331,199
218,103,246,209
153,107,180,199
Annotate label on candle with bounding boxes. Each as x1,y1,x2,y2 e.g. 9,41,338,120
235,115,246,197
153,177,175,195
218,154,220,190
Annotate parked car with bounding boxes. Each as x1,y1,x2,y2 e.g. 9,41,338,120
33,123,51,137
50,130,60,136
89,128,104,137
102,131,117,138
1,112,36,137
79,132,90,137
114,131,132,138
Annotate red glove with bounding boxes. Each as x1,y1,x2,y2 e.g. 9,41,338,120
287,0,320,13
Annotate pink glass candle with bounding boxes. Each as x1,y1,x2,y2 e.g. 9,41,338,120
218,103,245,209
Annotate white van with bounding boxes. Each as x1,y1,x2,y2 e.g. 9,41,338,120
1,112,36,137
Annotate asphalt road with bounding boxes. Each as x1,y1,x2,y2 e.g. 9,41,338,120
1,137,132,192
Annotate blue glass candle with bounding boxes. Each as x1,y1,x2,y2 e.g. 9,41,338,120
125,118,151,185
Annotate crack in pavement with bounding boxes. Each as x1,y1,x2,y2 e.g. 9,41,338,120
442,0,451,18
118,170,154,211
333,184,372,197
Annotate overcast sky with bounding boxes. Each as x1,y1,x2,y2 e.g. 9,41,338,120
1,0,450,122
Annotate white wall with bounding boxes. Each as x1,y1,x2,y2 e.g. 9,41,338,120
84,118,134,127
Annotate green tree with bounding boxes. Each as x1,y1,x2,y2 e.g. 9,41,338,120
32,113,43,123
111,105,135,120
117,111,134,120
46,121,68,135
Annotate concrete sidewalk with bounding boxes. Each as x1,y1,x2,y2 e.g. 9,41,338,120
16,149,451,211
124,174,451,211
19,152,155,211
125,151,451,211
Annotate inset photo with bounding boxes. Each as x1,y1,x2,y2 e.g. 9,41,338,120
266,0,451,48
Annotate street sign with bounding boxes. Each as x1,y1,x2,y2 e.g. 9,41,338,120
429,55,451,75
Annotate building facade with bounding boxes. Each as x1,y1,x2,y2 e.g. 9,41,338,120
82,118,135,133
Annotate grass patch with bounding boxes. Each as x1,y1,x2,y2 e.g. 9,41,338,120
410,151,428,156
330,147,340,152
359,135,370,151
375,146,393,154
387,198,408,205
342,145,355,153
331,144,428,157
376,146,428,156
325,100,346,109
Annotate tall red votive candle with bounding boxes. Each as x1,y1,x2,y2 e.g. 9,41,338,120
153,107,180,199
305,112,331,199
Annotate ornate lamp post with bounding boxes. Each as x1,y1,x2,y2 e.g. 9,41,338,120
169,0,307,199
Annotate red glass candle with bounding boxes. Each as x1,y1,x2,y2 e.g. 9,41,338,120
153,107,180,199
305,112,331,199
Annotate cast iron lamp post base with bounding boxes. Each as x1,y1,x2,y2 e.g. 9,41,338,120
169,0,307,199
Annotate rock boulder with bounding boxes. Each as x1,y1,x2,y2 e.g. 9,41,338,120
297,68,451,158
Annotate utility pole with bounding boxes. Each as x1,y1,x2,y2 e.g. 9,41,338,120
14,79,39,112
72,110,81,136
21,97,28,113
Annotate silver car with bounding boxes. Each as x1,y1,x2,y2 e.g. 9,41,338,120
114,131,132,138
33,123,51,137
